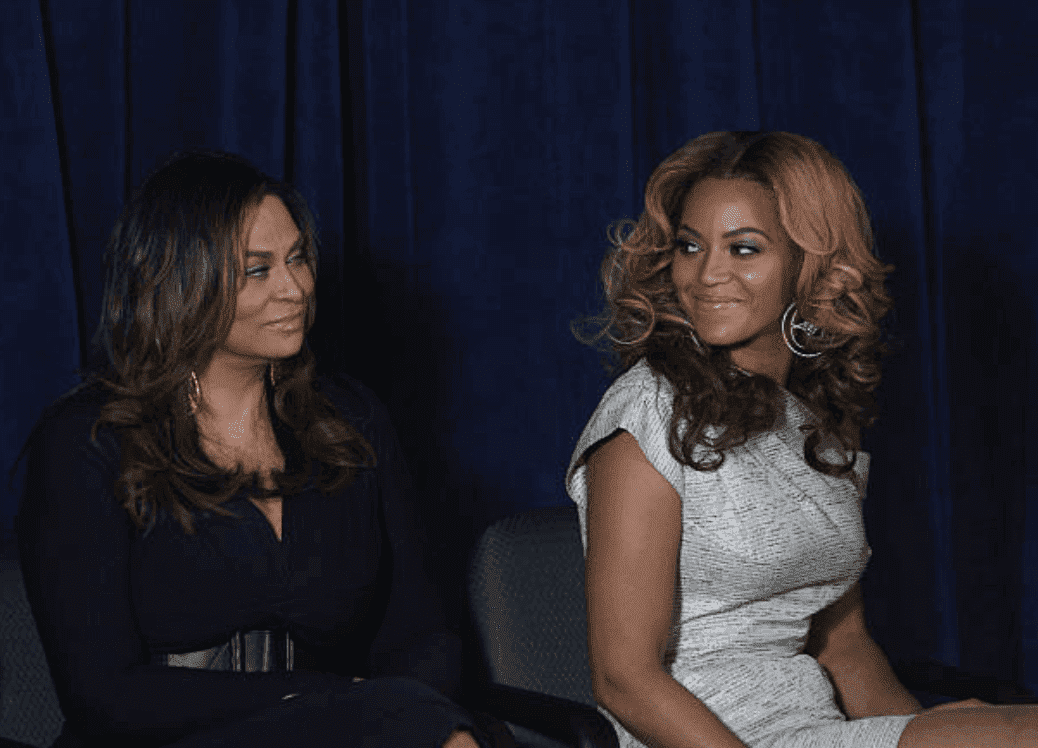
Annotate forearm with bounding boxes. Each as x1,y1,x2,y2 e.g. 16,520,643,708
818,639,922,719
595,669,748,748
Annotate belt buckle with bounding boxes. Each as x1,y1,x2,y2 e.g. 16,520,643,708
231,629,294,673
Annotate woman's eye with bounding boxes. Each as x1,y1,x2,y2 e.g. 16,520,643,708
246,254,306,278
675,241,759,256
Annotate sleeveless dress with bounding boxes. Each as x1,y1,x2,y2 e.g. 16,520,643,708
565,359,917,748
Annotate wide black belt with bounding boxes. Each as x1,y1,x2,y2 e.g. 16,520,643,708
154,629,319,673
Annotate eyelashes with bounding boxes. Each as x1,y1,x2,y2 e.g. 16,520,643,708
245,253,310,278
675,240,761,257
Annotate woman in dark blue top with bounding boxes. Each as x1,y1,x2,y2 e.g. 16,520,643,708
14,151,498,748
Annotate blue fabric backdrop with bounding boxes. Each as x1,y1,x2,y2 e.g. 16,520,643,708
3,0,1038,694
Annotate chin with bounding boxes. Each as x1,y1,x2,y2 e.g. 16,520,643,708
695,326,750,348
255,341,305,361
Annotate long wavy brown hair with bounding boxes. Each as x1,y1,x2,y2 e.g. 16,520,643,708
573,131,896,476
62,150,374,535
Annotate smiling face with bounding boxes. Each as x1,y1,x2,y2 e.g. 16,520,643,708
671,177,799,377
218,194,314,363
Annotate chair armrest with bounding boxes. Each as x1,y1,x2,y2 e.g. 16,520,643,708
893,658,1038,704
465,682,619,748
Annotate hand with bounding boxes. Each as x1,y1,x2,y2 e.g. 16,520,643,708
923,697,990,712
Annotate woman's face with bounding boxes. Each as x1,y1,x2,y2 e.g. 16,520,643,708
220,194,314,362
671,178,799,372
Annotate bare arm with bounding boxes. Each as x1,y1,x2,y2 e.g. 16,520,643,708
804,583,922,719
585,430,748,748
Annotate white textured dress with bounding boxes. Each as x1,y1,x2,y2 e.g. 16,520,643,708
566,359,917,748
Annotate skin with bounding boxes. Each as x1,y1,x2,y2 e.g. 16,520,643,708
586,178,1038,747
192,196,482,746
670,177,798,387
195,194,312,439
444,730,480,748
193,195,313,542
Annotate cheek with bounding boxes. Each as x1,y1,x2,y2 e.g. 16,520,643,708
670,257,694,284
230,289,265,326
740,261,787,305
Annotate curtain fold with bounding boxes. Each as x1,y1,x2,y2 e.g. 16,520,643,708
2,3,82,530
3,0,1037,693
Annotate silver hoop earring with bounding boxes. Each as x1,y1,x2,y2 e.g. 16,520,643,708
188,370,201,414
781,302,825,358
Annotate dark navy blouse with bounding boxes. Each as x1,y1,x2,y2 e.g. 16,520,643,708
15,373,461,747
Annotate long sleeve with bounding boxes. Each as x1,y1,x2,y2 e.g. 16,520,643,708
339,381,463,698
15,397,342,746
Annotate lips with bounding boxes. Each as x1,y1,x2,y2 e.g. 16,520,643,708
266,311,304,326
695,295,742,303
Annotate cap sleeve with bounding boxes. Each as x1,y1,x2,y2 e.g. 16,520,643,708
565,359,687,550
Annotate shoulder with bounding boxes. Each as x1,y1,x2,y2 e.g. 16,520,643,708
610,357,672,395
567,358,685,503
591,358,678,433
15,382,122,513
29,381,118,453
593,358,676,422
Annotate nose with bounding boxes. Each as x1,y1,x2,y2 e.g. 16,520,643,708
699,246,734,285
273,261,305,298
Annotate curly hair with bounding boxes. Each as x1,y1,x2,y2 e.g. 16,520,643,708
50,150,375,535
573,131,895,476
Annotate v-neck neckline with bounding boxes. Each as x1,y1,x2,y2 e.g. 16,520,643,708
248,496,285,544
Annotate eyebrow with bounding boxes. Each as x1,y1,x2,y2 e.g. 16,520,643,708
678,224,772,241
245,234,304,261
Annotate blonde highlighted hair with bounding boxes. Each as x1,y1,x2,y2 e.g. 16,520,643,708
574,131,896,475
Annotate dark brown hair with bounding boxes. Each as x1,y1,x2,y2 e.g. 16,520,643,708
573,131,895,475
71,150,374,534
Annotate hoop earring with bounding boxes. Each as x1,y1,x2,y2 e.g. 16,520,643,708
781,302,825,358
188,370,201,414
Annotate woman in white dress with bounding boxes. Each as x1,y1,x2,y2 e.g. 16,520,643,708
565,130,1038,748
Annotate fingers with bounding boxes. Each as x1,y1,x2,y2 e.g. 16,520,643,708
925,697,990,712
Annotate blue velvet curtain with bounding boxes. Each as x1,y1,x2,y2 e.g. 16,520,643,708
3,0,1037,692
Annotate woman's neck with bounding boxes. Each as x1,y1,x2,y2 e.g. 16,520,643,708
194,357,270,443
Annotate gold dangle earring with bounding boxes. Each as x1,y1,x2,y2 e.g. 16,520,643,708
188,371,201,415
269,362,276,389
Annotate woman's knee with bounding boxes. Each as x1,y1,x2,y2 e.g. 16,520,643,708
355,675,451,704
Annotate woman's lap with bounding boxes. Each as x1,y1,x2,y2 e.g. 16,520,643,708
756,713,915,748
169,676,479,748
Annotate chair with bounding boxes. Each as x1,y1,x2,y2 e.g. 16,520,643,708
465,505,1038,748
466,505,617,748
1,530,606,748
0,556,63,748
6,505,1035,748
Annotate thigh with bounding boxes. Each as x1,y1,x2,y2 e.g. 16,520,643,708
169,676,478,748
897,703,1038,748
